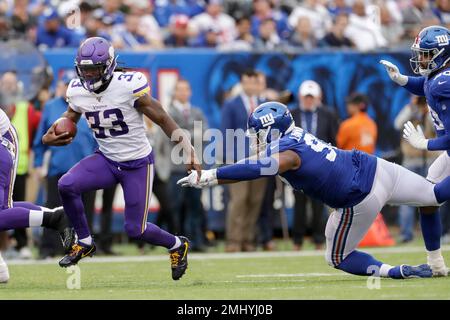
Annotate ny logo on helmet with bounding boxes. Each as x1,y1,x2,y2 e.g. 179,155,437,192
260,113,275,127
436,35,449,46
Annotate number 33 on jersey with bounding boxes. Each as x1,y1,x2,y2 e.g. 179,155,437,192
66,71,152,162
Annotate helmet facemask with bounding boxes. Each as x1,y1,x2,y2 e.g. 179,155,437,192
246,126,282,154
410,46,444,76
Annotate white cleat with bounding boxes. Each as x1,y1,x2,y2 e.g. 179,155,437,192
0,256,9,283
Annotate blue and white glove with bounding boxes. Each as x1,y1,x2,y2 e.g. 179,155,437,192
379,60,408,86
403,121,428,150
177,169,218,188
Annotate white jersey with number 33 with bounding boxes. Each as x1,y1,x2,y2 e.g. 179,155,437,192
66,71,152,162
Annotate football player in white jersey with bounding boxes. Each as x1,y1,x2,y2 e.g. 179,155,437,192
42,37,201,280
0,109,75,283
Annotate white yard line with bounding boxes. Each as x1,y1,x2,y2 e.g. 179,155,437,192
4,245,450,266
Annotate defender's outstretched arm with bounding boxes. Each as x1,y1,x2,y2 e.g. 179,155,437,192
177,150,301,188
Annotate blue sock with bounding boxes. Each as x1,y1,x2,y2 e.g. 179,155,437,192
420,210,442,251
434,176,450,203
336,250,382,276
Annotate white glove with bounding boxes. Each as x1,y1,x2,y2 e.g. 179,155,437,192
379,60,408,86
177,169,218,188
403,121,428,150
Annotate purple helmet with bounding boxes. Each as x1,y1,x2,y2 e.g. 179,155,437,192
75,37,117,92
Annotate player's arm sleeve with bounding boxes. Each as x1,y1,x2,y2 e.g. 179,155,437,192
32,106,49,167
216,156,279,181
403,76,426,96
130,72,151,104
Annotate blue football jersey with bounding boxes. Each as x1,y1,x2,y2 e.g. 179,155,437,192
424,70,450,140
266,127,377,209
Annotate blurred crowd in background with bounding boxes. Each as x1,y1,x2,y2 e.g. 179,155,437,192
0,0,449,52
2,0,450,260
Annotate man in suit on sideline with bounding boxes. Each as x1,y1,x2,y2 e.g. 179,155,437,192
221,69,267,252
290,80,340,250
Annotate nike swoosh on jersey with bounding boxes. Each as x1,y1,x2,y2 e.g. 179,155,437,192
438,81,447,85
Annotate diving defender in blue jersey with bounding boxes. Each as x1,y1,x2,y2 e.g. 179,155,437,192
380,25,450,277
179,102,450,279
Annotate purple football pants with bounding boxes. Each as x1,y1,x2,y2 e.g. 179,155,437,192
0,133,44,231
58,152,176,249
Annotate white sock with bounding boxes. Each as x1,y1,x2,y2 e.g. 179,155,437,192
169,237,181,250
79,236,93,246
427,248,443,261
29,210,44,227
379,264,393,277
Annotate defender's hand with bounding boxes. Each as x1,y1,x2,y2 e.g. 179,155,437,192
379,60,408,86
177,169,218,188
42,123,73,146
403,121,428,150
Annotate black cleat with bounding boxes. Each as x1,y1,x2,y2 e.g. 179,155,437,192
59,242,96,268
43,207,76,253
169,236,190,280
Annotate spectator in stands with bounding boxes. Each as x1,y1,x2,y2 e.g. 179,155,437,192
288,16,317,50
32,70,97,258
188,0,236,45
36,8,75,50
83,9,113,41
102,0,125,25
402,0,439,39
253,17,283,50
9,0,37,41
58,1,94,47
319,13,354,48
221,69,267,252
219,14,254,51
394,95,439,243
112,13,162,50
127,0,164,49
378,0,404,47
168,79,207,252
165,14,191,47
251,0,290,40
190,25,221,47
288,0,332,40
337,92,377,154
290,80,339,250
0,14,9,40
327,0,352,17
344,0,387,51
433,0,450,25
153,0,204,27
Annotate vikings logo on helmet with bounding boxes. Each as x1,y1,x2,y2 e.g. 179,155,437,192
75,37,117,92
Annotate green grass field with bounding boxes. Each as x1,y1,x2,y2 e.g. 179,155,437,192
1,244,450,299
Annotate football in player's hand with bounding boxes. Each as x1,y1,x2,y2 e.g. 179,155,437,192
54,117,77,138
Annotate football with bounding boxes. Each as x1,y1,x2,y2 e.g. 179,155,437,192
54,117,77,138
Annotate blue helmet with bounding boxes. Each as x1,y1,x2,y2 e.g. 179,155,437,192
410,25,450,76
246,101,294,151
